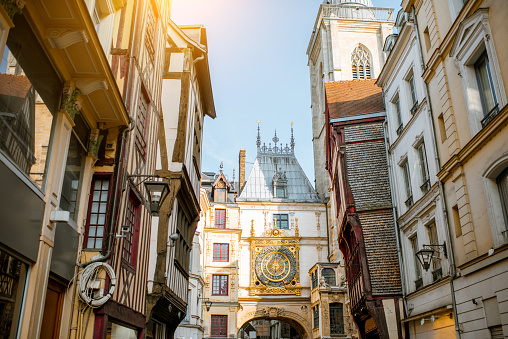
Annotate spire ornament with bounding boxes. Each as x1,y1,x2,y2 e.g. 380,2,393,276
256,120,261,150
290,122,295,153
220,161,223,174
272,129,279,144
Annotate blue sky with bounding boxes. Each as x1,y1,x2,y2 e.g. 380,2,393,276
172,0,402,186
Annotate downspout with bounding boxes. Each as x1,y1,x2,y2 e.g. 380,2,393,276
382,117,409,320
80,118,135,267
325,197,331,261
81,0,141,267
411,7,461,338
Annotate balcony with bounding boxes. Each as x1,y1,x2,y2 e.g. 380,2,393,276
410,101,419,115
318,5,395,23
396,123,404,136
405,195,413,208
481,104,500,128
420,179,430,194
415,278,423,290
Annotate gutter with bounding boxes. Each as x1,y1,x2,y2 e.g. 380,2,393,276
412,6,461,338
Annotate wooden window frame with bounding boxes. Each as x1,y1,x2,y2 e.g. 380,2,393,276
135,85,150,159
83,174,113,249
211,315,227,337
213,243,229,262
122,191,141,268
212,275,229,296
214,209,226,229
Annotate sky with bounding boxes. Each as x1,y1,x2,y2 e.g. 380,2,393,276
171,0,402,186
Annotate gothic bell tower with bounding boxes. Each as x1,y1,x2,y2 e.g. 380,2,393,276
307,0,395,199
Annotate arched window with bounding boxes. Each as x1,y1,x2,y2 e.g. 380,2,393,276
351,45,372,79
322,268,336,285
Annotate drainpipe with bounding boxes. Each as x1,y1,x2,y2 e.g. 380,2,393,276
382,117,409,321
325,197,331,261
411,7,461,338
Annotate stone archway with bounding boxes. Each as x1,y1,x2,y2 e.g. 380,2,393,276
237,305,312,339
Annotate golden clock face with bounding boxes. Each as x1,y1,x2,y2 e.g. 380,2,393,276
255,246,297,286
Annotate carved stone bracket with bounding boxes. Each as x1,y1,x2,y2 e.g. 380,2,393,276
75,78,108,95
88,129,104,160
61,87,81,121
47,29,89,49
0,0,25,21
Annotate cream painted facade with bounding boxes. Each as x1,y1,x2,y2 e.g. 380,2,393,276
307,0,394,199
401,0,508,337
377,10,456,339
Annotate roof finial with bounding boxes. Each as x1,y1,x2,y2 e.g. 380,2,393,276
290,122,295,152
232,168,235,182
220,161,223,174
272,129,279,144
256,120,261,150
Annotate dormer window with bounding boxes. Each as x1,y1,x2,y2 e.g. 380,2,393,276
273,170,288,199
214,181,227,203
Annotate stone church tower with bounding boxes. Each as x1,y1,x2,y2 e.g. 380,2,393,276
307,0,394,199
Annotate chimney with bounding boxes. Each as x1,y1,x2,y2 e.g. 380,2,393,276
239,148,246,190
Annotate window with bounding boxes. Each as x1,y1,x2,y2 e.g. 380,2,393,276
393,95,403,136
329,303,344,334
145,1,156,62
0,14,61,190
273,214,289,229
215,209,226,228
475,51,499,125
175,204,192,274
311,271,318,289
423,26,431,52
84,176,111,249
401,160,413,208
417,142,430,193
437,113,446,143
452,204,462,237
498,168,508,230
408,71,418,114
313,305,319,328
213,243,229,262
450,10,506,135
211,315,227,337
351,45,371,79
60,114,90,221
427,222,442,280
122,192,140,266
212,275,228,295
276,186,286,198
322,268,336,286
215,188,226,203
135,89,150,158
410,235,422,289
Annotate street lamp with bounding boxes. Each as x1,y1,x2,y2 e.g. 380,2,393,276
143,180,170,215
415,242,447,271
199,298,213,311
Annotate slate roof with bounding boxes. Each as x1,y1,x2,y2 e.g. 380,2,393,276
325,79,384,118
237,153,320,203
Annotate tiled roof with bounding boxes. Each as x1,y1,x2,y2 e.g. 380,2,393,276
325,79,384,118
0,73,32,98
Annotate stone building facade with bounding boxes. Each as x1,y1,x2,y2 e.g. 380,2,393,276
199,126,354,339
325,80,403,338
376,9,456,338
400,0,508,337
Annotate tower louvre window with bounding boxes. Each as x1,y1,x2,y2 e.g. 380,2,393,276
351,45,372,79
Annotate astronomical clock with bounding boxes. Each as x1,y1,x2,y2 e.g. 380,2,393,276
249,228,301,295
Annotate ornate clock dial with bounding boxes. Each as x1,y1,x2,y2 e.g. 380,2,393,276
255,246,297,286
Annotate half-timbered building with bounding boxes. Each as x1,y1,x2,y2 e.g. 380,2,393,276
147,22,216,339
325,80,403,338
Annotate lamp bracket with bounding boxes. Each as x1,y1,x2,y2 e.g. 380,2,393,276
422,242,447,258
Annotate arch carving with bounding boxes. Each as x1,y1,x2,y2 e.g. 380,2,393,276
237,305,312,339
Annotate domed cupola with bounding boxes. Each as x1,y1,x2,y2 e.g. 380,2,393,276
324,0,374,7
